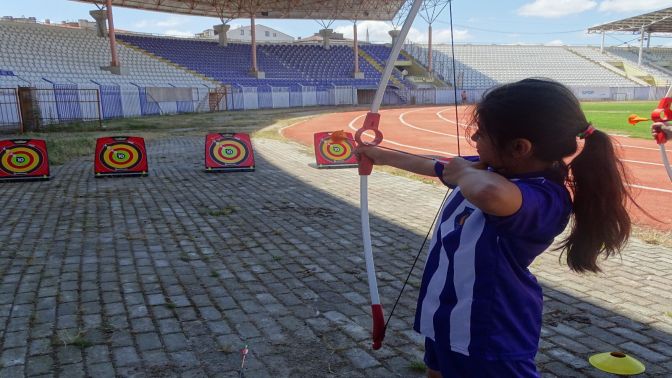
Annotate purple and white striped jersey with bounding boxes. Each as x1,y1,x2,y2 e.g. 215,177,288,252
414,170,571,360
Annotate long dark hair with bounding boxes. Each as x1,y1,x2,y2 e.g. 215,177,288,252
471,78,631,273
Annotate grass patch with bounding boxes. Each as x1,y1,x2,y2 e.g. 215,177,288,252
7,106,359,166
581,101,657,139
631,225,672,249
208,206,237,217
53,330,93,349
45,135,96,166
408,360,426,373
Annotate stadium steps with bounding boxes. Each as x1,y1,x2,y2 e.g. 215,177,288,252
118,40,221,87
399,50,449,88
358,49,405,89
619,63,658,85
564,47,648,86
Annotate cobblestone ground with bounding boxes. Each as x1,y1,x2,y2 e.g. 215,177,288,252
0,136,670,377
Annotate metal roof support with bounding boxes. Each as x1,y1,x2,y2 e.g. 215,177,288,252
600,31,605,54
647,32,651,48
250,15,264,78
428,24,433,73
106,0,119,68
353,22,363,79
638,26,645,66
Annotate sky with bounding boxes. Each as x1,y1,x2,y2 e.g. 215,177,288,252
3,0,672,47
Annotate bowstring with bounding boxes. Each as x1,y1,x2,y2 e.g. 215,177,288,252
384,0,460,331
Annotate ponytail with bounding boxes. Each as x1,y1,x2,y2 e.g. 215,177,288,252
559,129,631,273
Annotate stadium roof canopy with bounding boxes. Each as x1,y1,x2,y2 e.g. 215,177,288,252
71,0,406,21
588,7,672,34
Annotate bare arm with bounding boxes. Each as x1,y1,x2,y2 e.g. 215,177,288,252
443,158,522,217
358,147,523,217
357,147,436,176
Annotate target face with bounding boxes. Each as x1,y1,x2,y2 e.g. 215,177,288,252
0,145,43,174
210,138,249,166
313,131,358,168
100,142,142,171
94,136,148,177
319,139,353,162
204,133,255,172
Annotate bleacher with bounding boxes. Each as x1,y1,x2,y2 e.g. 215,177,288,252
605,47,672,83
0,20,214,88
118,34,386,88
2,18,665,93
359,44,410,86
405,44,643,88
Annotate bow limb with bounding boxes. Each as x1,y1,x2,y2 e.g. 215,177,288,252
354,0,424,350
659,142,672,181
650,86,672,181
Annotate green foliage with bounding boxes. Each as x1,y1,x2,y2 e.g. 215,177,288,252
408,360,426,372
208,206,237,217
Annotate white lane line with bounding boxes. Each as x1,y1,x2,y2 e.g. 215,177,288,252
620,144,671,153
399,109,458,137
628,184,672,194
278,118,311,138
350,113,671,193
435,110,672,160
348,114,457,156
622,159,664,167
436,108,470,129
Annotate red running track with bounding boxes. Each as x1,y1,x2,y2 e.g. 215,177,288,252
281,106,672,231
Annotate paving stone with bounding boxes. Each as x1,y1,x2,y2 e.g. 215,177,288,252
1,347,27,367
136,332,163,351
0,136,669,377
343,348,381,369
26,355,53,376
84,345,111,364
113,346,141,366
86,362,116,377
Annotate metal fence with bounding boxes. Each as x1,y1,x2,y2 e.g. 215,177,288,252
0,88,21,133
0,83,668,134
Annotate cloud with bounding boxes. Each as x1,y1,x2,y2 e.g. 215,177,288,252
334,20,470,44
598,0,672,12
545,39,564,45
164,29,195,37
518,0,597,18
132,16,190,31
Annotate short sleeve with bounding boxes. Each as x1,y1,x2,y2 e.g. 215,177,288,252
433,161,453,188
487,179,571,240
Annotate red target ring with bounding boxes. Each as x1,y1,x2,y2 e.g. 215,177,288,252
0,145,43,175
209,139,249,165
99,142,142,171
319,138,354,162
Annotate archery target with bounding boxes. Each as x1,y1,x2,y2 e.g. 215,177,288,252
94,136,148,177
313,131,358,168
0,139,50,181
1,145,42,174
100,143,142,171
210,139,248,166
204,133,255,172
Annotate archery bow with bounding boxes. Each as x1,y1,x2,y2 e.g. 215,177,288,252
354,0,423,350
628,86,672,181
